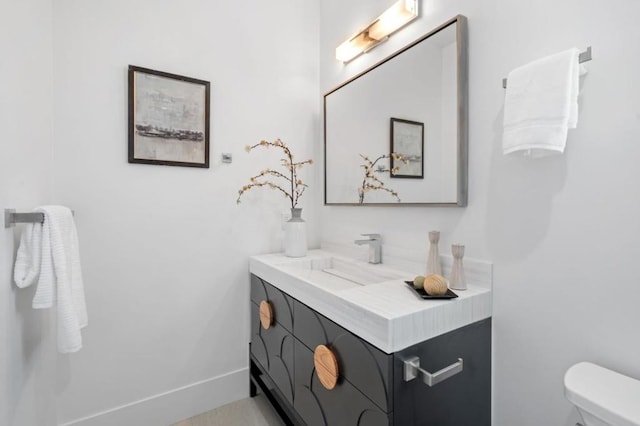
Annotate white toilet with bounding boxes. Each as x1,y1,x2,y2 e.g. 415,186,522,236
564,362,640,426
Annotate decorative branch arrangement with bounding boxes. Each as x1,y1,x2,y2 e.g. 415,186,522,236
358,153,408,204
237,139,313,209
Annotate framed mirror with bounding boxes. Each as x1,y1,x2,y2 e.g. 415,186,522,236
324,15,468,206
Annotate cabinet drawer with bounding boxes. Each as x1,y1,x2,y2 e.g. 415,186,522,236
293,300,393,413
294,339,390,426
250,302,295,405
250,274,294,332
393,318,492,426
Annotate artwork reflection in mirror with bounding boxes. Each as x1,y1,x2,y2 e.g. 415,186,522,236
324,16,467,205
390,118,424,179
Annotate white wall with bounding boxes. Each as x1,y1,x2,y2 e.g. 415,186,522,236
319,0,640,425
51,0,319,424
0,0,56,425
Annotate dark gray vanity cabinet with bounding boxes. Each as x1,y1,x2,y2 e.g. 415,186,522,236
249,274,491,426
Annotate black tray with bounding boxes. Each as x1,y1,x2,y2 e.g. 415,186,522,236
404,281,458,299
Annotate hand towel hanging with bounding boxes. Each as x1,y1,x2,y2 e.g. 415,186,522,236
502,48,587,157
13,206,87,353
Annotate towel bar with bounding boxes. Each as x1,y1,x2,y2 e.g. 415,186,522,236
403,356,464,387
502,46,592,88
4,208,74,228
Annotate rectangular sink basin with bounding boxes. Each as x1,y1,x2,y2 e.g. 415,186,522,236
293,256,404,286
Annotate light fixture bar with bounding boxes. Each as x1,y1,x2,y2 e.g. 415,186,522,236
335,0,418,63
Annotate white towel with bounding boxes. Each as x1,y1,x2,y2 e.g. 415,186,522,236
13,206,87,353
14,222,42,289
502,48,587,156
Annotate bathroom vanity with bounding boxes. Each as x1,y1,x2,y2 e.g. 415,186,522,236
249,251,492,425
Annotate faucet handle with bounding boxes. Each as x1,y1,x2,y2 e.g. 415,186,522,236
361,233,381,240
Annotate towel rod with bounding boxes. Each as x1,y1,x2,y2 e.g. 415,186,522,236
4,208,74,228
5,209,44,228
502,46,592,88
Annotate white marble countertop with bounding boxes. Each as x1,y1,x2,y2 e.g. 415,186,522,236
249,249,492,354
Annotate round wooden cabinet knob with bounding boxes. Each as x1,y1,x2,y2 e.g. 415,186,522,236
314,344,339,390
259,300,274,330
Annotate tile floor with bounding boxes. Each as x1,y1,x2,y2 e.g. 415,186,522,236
170,394,285,426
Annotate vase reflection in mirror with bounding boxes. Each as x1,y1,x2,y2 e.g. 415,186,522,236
426,231,442,276
284,208,307,257
450,244,467,290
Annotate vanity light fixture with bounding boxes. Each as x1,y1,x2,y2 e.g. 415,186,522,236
335,0,419,63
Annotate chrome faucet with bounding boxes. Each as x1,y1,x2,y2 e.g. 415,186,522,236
354,233,382,264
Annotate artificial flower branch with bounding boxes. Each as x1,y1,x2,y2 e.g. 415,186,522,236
358,152,408,204
237,139,313,209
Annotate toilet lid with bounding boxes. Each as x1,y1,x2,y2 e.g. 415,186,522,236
564,362,640,426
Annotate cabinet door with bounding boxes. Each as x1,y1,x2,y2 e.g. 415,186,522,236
393,318,491,426
250,302,295,405
250,274,294,332
294,339,390,426
293,300,393,414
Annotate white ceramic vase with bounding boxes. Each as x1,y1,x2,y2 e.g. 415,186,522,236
449,244,467,290
284,208,307,257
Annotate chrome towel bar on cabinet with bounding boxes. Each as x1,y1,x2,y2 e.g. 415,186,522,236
403,356,464,387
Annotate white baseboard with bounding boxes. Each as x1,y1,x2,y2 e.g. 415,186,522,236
58,367,249,426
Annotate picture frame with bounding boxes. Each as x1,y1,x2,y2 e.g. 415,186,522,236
128,65,210,168
390,117,424,178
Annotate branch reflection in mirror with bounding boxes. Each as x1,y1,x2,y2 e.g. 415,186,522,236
357,153,407,204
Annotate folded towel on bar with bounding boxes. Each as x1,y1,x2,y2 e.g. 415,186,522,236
502,48,587,156
13,206,87,353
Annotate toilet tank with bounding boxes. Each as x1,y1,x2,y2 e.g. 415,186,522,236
564,362,640,426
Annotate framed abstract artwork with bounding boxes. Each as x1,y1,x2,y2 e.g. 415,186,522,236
128,65,210,168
